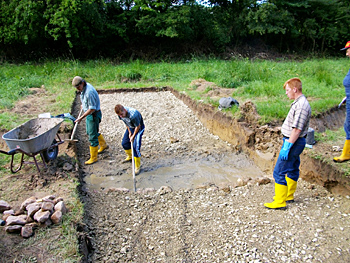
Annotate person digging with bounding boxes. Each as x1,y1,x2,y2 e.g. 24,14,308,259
264,78,311,210
114,104,145,175
72,76,109,165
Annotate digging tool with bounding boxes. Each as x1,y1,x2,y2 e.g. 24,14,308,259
131,144,136,192
66,108,83,143
338,96,347,108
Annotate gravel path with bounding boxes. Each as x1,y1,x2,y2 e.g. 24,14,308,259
78,91,350,262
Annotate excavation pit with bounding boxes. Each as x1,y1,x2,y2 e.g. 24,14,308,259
73,88,350,262
77,89,266,191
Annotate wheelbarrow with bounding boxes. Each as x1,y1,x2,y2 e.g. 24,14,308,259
0,117,64,173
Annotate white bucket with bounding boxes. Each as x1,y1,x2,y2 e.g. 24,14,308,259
38,112,51,118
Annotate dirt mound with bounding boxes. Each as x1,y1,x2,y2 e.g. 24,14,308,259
240,100,261,124
190,78,234,99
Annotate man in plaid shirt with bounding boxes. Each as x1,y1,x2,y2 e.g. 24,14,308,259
115,104,145,175
264,77,311,210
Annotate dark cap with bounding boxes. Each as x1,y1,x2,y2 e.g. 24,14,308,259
72,76,83,87
341,41,350,51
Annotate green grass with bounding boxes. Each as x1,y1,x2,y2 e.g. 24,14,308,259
0,58,349,129
315,127,346,144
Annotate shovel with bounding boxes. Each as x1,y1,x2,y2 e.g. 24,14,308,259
66,108,83,143
131,144,136,192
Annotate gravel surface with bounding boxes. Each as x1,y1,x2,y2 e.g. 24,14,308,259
78,91,350,262
84,181,350,262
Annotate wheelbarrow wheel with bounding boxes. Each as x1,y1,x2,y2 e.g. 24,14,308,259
43,139,59,163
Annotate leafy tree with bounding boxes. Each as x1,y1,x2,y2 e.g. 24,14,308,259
246,0,350,53
0,0,47,45
44,0,105,51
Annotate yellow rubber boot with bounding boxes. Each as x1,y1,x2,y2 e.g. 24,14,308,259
98,134,109,153
264,183,287,210
333,140,350,163
134,157,141,175
85,146,98,165
286,177,297,203
122,149,132,163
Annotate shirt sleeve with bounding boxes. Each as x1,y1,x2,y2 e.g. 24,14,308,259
87,92,98,110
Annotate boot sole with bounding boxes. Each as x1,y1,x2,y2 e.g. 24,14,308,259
333,159,350,163
98,145,109,153
265,206,287,210
286,200,294,203
85,161,98,165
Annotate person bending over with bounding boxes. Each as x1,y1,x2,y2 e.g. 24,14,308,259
115,104,145,175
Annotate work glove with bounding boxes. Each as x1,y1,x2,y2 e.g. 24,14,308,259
279,139,293,161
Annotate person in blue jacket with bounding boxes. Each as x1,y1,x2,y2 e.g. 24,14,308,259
334,41,350,163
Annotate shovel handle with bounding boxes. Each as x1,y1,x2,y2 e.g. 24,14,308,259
131,144,136,192
70,108,83,140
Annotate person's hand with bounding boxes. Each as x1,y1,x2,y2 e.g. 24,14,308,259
279,140,293,161
75,117,82,123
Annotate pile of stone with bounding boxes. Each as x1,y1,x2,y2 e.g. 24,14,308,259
0,195,67,238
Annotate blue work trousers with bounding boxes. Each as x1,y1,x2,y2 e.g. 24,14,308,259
344,87,350,139
121,124,145,158
273,137,306,185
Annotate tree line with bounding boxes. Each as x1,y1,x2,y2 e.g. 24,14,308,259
1,0,349,60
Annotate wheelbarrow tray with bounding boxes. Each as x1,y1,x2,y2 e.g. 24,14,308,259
2,118,63,154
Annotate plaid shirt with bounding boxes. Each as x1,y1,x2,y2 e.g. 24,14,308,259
119,106,144,129
281,94,311,138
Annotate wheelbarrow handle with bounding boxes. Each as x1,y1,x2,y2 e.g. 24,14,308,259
0,148,25,173
0,148,22,156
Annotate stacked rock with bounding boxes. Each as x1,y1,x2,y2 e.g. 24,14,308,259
0,195,67,238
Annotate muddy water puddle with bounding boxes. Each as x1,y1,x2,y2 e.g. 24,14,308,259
84,153,264,191
79,90,267,192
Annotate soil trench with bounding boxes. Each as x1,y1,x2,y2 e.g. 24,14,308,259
75,88,350,262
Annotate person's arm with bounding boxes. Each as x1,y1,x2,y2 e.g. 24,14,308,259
130,124,141,142
75,109,96,123
287,128,302,144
